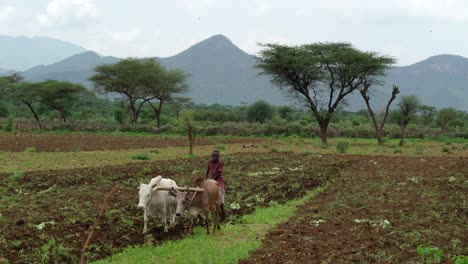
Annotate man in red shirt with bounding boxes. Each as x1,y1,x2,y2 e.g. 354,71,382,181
206,150,226,220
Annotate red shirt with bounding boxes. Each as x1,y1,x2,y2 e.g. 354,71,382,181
207,159,224,188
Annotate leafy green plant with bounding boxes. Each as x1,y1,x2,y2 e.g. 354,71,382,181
417,245,443,263
336,141,350,154
130,154,150,160
453,255,468,264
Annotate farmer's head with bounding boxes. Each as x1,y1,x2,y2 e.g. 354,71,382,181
212,150,220,161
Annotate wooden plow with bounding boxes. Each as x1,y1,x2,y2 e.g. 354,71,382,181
152,186,204,192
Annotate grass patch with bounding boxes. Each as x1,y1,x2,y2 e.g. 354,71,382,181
215,144,226,151
336,141,350,154
130,154,150,160
94,186,326,264
24,147,37,153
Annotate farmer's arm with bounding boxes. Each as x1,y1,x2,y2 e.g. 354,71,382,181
213,162,224,181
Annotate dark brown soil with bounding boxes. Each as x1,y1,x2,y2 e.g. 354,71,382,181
0,132,263,152
240,156,468,264
0,152,340,263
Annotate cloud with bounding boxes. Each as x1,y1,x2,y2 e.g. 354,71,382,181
37,0,100,27
0,6,15,22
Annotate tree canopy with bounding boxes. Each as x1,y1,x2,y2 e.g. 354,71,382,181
90,58,189,126
257,42,395,143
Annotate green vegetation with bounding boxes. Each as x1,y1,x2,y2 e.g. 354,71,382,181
130,154,150,160
336,141,350,154
417,245,443,263
257,42,395,144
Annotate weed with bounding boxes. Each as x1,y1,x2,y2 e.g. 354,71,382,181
149,149,159,154
393,148,402,154
24,147,37,153
336,141,350,154
442,146,450,153
270,148,278,153
303,150,313,155
454,255,468,264
130,154,150,160
417,245,443,263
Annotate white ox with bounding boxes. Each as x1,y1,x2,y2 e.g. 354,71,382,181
137,176,178,233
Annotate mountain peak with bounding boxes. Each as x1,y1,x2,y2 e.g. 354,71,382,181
407,54,468,75
172,34,249,59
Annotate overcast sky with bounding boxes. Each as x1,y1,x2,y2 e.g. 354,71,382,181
1,0,467,65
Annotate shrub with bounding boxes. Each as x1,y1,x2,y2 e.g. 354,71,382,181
114,109,125,125
393,148,402,154
130,154,150,160
336,141,350,154
246,101,274,123
3,117,14,132
417,245,443,263
442,146,450,153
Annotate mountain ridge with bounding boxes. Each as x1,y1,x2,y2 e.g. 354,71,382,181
10,34,468,110
0,35,87,71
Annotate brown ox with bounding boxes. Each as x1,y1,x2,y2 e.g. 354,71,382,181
175,178,221,234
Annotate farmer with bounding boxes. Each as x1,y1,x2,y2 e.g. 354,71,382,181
206,150,226,220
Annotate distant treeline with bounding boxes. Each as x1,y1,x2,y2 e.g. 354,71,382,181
1,52,467,143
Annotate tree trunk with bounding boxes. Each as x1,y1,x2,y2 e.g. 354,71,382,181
60,109,67,123
318,118,330,145
149,100,164,128
361,85,399,146
24,102,42,129
187,123,195,155
399,124,407,147
376,129,384,145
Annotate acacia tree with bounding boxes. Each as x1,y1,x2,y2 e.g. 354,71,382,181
359,83,400,145
257,42,394,144
392,95,421,146
144,68,190,128
38,80,88,123
0,73,23,98
419,105,437,126
10,82,43,128
436,108,459,134
90,58,159,125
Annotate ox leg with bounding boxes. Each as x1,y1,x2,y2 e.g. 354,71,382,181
215,205,221,230
161,207,168,232
188,215,194,235
143,209,148,234
210,205,220,232
169,205,176,230
204,210,210,235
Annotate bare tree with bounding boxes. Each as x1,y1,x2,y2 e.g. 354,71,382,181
360,83,400,145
